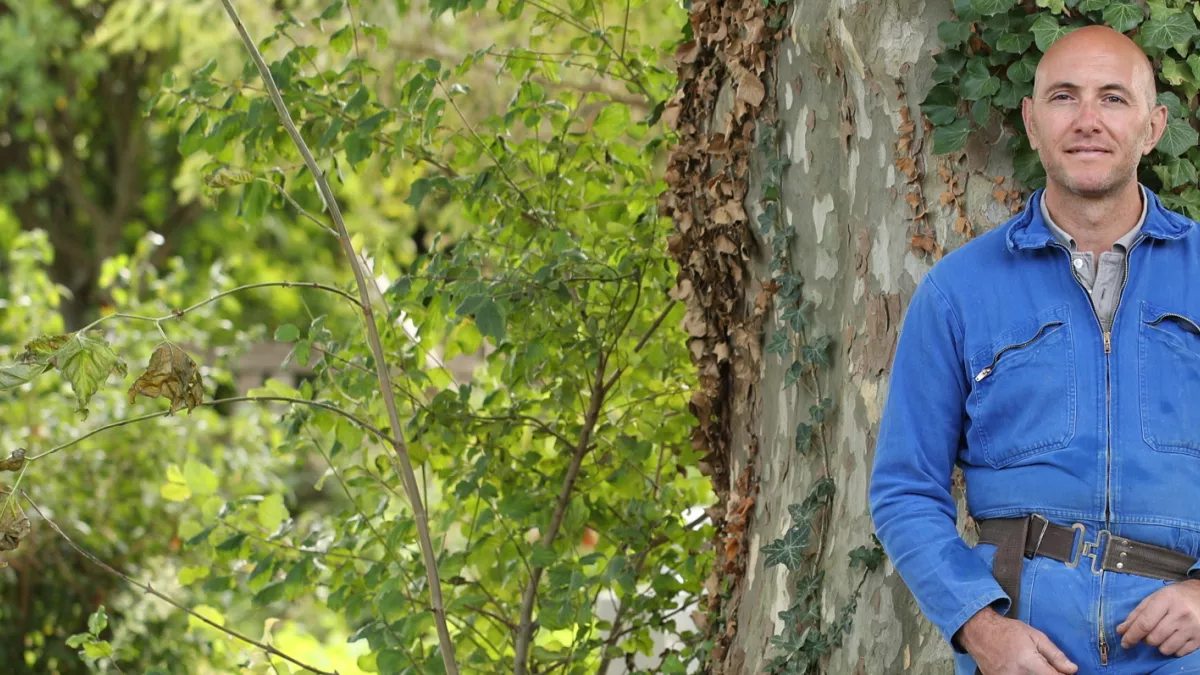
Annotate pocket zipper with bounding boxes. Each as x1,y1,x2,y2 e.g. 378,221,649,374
975,321,1065,382
1148,312,1200,335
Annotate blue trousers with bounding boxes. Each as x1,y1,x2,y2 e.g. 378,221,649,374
954,521,1200,674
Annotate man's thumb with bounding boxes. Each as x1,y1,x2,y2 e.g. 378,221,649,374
1034,633,1078,674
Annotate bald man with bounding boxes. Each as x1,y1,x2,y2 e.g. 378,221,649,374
870,25,1200,675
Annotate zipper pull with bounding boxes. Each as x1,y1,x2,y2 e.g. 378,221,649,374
1104,332,1112,354
1100,635,1109,665
975,367,992,382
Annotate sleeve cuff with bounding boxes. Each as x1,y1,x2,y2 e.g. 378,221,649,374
1188,559,1200,579
944,588,1011,654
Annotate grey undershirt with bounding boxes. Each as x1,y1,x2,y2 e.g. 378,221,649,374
1041,187,1147,332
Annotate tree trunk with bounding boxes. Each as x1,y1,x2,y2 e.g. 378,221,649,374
666,0,1032,672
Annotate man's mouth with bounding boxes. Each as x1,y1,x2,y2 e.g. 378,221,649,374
1065,147,1111,157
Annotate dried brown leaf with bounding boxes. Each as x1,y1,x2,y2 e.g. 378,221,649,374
736,71,765,108
0,449,25,473
128,343,205,415
0,500,29,556
675,39,700,65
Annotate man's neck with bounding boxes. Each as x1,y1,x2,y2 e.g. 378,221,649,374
1042,182,1143,257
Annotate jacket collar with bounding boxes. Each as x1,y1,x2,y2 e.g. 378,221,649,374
1005,186,1194,252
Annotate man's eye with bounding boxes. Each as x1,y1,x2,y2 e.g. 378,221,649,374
1051,93,1071,101
1105,95,1126,103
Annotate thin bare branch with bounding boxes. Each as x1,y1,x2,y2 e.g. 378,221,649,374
24,495,340,675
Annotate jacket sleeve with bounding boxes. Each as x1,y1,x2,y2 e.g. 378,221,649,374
868,274,1009,649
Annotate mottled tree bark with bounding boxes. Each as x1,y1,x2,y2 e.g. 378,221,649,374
712,1,1028,672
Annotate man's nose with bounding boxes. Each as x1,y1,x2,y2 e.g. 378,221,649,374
1072,100,1103,133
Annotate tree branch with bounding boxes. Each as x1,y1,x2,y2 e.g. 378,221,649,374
512,355,611,674
23,495,340,675
218,3,460,671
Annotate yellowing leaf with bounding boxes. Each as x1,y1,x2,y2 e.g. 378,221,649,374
179,565,211,586
183,460,219,497
52,332,128,419
128,343,205,414
257,493,288,531
160,483,191,502
0,363,49,391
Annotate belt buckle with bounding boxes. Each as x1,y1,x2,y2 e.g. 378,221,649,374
1065,524,1111,574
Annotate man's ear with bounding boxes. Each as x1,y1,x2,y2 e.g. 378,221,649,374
1021,97,1039,150
1143,104,1169,156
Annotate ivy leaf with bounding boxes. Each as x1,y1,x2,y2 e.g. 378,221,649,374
1140,12,1197,51
761,525,810,571
795,423,813,455
1157,118,1199,157
1031,14,1072,52
52,332,128,419
1161,186,1200,219
782,360,804,388
921,86,961,126
996,31,1034,53
1079,0,1109,10
765,329,791,357
971,99,992,126
960,59,1001,100
1159,91,1186,118
128,343,205,415
932,118,972,154
937,20,973,47
993,80,1028,110
1103,1,1143,32
969,0,1016,15
1153,157,1198,189
1036,0,1066,14
953,0,983,22
1007,52,1040,84
849,539,886,572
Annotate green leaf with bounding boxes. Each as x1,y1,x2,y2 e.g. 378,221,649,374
795,423,813,455
1079,0,1109,10
345,131,373,165
592,104,630,141
933,118,972,154
1036,0,1066,14
257,493,288,531
1007,52,1039,84
82,641,113,660
183,460,219,497
319,0,346,20
52,332,127,419
345,85,370,114
761,525,810,571
782,361,803,388
969,0,1016,15
1103,1,1143,32
996,31,1034,52
1031,14,1072,52
378,650,407,673
1159,91,1186,118
66,634,89,649
937,20,973,47
474,299,506,343
960,59,1000,100
1161,55,1191,88
1153,157,1198,189
0,363,49,391
88,607,108,636
330,25,355,55
274,324,300,342
1140,12,1197,50
993,80,1028,110
971,99,991,126
1157,117,1199,156
1161,186,1200,218
921,86,961,126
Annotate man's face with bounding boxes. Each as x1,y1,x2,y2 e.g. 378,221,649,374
1022,42,1166,198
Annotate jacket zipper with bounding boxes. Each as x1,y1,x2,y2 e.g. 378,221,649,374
973,321,1066,382
1051,235,1145,667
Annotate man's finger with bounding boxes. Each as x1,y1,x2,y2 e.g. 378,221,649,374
1120,596,1171,647
1157,630,1189,656
1178,638,1200,657
1144,614,1179,647
1033,631,1078,674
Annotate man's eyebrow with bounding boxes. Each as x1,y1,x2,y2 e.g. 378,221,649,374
1041,81,1135,95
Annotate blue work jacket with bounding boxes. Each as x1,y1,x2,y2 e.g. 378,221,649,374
869,187,1200,648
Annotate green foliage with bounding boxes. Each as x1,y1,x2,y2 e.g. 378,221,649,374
924,0,1200,215
3,0,704,674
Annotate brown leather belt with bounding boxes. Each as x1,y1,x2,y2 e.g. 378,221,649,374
979,515,1197,617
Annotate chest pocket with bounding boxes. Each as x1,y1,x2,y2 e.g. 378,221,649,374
967,305,1077,468
1139,302,1200,457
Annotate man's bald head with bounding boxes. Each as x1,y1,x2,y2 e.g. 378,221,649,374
1033,25,1158,109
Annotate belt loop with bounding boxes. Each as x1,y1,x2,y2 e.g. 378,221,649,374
1027,513,1051,559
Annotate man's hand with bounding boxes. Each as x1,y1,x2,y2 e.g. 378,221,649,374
958,607,1079,675
1117,579,1200,656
